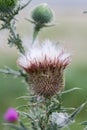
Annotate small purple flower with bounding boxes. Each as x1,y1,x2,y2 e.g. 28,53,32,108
4,107,19,123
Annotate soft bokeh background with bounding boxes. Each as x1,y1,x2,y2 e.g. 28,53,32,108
0,0,87,129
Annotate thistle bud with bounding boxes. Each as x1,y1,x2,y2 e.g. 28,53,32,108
51,112,70,128
31,3,53,24
4,107,19,123
0,0,17,13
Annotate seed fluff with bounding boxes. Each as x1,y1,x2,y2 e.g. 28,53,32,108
18,40,71,97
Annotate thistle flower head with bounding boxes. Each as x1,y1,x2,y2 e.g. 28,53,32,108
0,0,17,13
31,3,53,24
18,40,71,97
4,107,19,123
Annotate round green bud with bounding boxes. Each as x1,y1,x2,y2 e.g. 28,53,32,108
0,0,17,13
31,3,53,24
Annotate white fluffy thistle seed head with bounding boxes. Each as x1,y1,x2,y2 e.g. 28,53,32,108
18,40,71,97
51,112,71,128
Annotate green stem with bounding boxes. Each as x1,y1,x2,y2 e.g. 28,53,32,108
20,0,33,10
0,67,27,78
44,99,50,130
32,25,41,44
8,22,25,54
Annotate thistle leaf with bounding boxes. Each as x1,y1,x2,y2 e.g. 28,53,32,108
81,121,87,125
69,103,86,120
3,123,22,130
61,87,81,95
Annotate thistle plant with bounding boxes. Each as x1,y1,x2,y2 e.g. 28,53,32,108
30,3,54,43
0,1,86,130
0,0,32,53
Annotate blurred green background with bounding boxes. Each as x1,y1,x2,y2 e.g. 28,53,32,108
0,0,87,129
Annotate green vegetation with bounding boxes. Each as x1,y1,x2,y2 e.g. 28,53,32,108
0,54,87,130
0,12,87,130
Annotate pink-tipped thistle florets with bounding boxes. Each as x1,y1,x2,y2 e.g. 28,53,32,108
18,40,71,97
4,107,19,123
